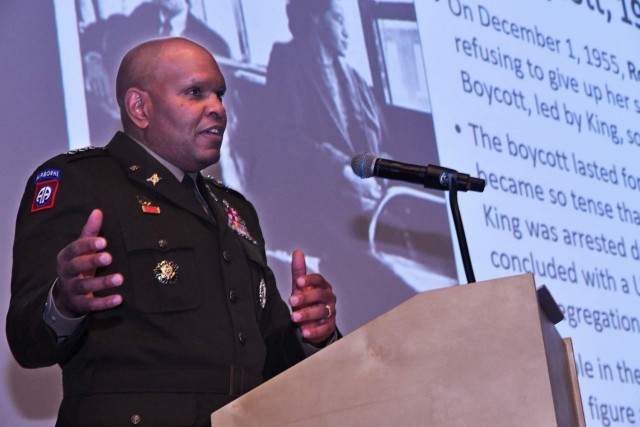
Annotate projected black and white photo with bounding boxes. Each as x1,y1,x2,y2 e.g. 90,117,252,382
71,0,458,331
76,0,232,144
6,0,636,424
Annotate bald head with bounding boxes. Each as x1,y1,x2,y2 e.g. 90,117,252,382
115,38,214,123
114,37,227,171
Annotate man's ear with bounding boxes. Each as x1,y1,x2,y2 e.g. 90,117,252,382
124,88,150,129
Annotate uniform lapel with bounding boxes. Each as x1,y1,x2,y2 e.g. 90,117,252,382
105,133,265,265
196,174,228,228
198,175,266,267
105,133,214,224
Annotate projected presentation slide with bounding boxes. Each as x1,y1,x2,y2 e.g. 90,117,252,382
55,0,459,335
416,1,640,426
2,1,638,426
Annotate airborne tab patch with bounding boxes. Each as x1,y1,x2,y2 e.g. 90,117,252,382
31,169,60,212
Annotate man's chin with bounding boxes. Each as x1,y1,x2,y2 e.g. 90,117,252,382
198,152,221,170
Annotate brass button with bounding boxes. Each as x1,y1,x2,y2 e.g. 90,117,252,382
158,239,168,248
238,332,245,345
229,290,237,303
223,250,231,262
130,414,142,425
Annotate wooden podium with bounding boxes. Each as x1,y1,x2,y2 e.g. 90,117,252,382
212,274,585,426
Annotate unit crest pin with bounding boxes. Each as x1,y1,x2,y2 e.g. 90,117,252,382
154,260,179,284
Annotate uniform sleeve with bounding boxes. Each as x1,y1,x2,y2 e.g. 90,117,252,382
6,159,94,368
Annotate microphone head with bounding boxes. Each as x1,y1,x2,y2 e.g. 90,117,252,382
351,152,377,178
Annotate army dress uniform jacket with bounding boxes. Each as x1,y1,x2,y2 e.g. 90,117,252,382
7,132,306,426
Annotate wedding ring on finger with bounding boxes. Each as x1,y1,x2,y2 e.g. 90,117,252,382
324,304,332,319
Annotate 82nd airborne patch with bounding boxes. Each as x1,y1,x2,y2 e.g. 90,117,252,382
31,169,61,212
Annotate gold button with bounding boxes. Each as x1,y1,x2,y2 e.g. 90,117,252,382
158,239,168,248
130,414,142,425
223,250,231,262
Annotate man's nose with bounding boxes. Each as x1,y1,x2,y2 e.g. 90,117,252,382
206,94,226,118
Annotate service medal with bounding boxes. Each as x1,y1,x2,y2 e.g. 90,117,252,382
137,195,161,214
223,199,257,245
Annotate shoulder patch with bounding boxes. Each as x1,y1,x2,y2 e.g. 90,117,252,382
34,168,61,184
31,168,61,212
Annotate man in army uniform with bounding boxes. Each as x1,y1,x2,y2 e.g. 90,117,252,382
7,37,338,426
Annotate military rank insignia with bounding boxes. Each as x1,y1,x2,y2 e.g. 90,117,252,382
154,260,178,285
31,169,61,212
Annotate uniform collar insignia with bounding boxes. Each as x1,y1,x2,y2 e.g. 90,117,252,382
146,173,162,186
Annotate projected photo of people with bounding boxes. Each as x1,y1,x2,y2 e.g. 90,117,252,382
76,0,231,144
264,0,385,211
234,0,458,331
68,0,458,332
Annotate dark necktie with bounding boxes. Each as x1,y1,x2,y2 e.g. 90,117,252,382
182,174,212,217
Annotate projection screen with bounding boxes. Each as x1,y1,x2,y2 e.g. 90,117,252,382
1,1,639,425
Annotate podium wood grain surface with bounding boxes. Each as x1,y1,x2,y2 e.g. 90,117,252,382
212,274,581,426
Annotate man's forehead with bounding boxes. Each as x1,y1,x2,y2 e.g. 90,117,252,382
119,38,223,93
158,61,225,85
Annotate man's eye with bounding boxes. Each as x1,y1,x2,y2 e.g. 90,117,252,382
216,91,225,101
186,88,202,96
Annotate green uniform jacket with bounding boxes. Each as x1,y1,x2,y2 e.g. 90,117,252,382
7,132,306,426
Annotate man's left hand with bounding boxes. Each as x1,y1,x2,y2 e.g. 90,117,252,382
289,250,337,345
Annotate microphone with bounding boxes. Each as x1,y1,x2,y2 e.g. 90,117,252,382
351,152,485,192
